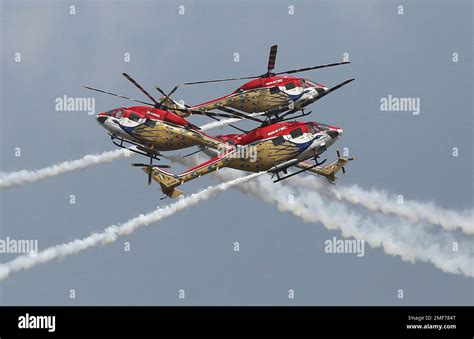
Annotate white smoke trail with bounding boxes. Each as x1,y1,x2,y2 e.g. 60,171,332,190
0,172,263,281
0,110,254,190
287,175,474,235
169,156,474,278
0,149,132,190
169,155,473,234
222,170,473,277
200,113,265,131
200,117,242,131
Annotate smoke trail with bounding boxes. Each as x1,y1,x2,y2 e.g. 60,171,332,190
0,172,263,281
0,149,132,190
0,110,256,190
220,170,473,277
200,113,265,131
0,109,258,189
169,156,473,277
287,175,474,235
169,155,473,234
200,117,242,131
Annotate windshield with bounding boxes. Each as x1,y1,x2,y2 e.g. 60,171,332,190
308,124,318,134
104,109,124,118
115,109,124,118
316,123,331,131
105,108,123,118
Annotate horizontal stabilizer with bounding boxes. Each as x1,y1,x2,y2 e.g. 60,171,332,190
140,167,183,198
295,151,354,183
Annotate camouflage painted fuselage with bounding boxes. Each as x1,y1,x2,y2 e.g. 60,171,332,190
192,76,326,113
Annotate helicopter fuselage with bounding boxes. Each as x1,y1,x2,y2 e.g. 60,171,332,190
192,75,328,114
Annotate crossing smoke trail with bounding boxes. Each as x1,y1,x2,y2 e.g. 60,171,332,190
168,155,473,235
219,170,473,277
0,172,263,282
0,149,132,190
169,156,474,277
287,175,474,235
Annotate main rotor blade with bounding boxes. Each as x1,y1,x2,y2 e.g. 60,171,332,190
267,45,278,74
190,110,244,119
315,78,355,99
183,75,259,86
217,106,265,123
154,85,168,98
156,85,180,105
167,85,179,98
122,73,160,105
83,86,154,106
275,61,350,75
160,104,240,119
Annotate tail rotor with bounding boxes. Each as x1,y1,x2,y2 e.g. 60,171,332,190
336,148,354,174
131,157,170,186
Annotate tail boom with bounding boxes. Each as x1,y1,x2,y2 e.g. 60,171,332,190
140,154,233,198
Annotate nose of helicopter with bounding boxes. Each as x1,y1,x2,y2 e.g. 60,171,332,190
326,128,343,139
315,83,329,94
96,114,108,124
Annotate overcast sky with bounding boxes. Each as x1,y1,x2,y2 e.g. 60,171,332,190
0,0,472,305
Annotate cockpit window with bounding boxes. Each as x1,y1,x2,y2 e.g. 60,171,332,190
290,128,303,139
285,82,296,90
309,125,318,134
316,87,325,95
317,124,330,131
272,136,285,146
144,119,156,127
129,113,140,122
269,86,280,94
105,109,125,117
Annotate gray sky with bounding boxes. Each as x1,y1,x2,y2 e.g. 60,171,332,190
0,0,472,305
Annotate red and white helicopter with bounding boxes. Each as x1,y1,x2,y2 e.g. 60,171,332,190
85,49,355,194
85,73,249,184
142,120,354,198
183,45,354,122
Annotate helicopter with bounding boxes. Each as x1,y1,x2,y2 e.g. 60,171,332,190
137,120,354,198
85,73,249,185
184,45,354,122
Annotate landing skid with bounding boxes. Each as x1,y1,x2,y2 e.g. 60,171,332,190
109,135,172,188
272,162,319,183
110,135,161,161
271,156,327,183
